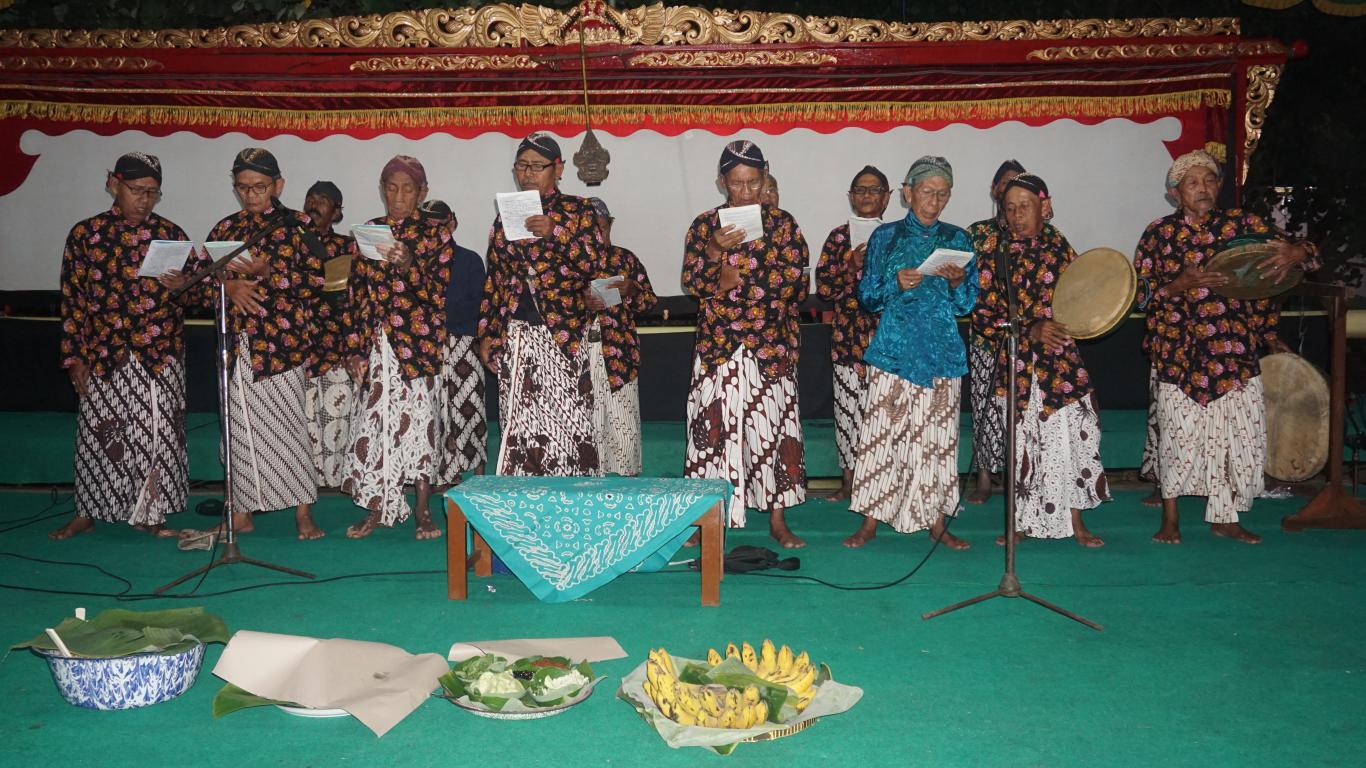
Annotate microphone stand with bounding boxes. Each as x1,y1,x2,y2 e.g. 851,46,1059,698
156,207,315,594
923,235,1100,630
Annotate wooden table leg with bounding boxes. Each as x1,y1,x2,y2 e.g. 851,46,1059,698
698,501,722,606
446,497,468,600
472,529,493,577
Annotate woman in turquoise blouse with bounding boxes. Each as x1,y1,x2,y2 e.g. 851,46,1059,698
843,155,977,550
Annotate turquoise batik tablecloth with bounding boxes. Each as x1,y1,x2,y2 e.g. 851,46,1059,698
444,476,733,603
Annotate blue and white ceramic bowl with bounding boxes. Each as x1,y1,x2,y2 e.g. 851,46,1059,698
36,643,206,710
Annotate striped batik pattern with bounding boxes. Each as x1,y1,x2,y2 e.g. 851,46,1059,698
1139,368,1161,488
227,337,318,514
832,363,867,472
849,370,961,533
437,333,487,484
496,320,600,478
968,330,1005,473
587,334,643,476
1156,376,1266,524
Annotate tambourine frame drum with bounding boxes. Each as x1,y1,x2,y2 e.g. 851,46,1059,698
1206,242,1302,300
1051,247,1136,340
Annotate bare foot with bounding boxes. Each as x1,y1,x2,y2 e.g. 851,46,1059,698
995,532,1026,546
414,509,443,540
929,519,971,550
133,524,179,538
1071,509,1104,548
1140,488,1162,508
346,511,383,539
842,517,878,548
49,516,94,540
826,484,852,502
180,510,253,541
295,506,325,541
1210,522,1262,544
965,470,994,504
1152,498,1181,544
769,508,805,549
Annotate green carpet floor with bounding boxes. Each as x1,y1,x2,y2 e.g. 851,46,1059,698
1,487,1362,767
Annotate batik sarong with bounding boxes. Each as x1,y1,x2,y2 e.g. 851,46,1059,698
345,331,442,525
587,324,643,476
968,330,1005,473
685,347,806,525
832,363,866,472
305,367,354,488
437,333,487,484
1003,378,1109,539
1139,367,1161,488
227,337,317,514
849,369,961,533
496,320,599,477
73,358,188,526
1156,376,1266,524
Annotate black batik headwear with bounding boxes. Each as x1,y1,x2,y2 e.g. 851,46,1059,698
517,132,562,162
306,180,343,207
232,147,281,179
717,140,767,175
418,199,455,226
1004,172,1050,199
992,159,1027,186
112,152,162,184
849,165,889,191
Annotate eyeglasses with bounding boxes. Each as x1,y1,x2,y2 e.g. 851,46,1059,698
233,181,274,196
118,180,162,201
904,185,951,202
725,179,765,192
849,186,888,196
513,161,556,173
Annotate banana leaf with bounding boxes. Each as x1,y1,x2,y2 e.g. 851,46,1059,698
212,683,294,718
13,607,230,657
680,658,797,723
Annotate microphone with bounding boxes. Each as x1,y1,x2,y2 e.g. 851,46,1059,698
272,196,330,263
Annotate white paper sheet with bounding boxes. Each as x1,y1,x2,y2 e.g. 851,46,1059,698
848,217,882,249
202,240,253,270
591,276,624,308
447,636,627,663
212,630,450,738
350,224,396,261
917,247,975,275
717,204,764,244
495,190,544,241
137,240,194,278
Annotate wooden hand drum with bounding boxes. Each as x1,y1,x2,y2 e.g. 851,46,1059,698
1051,247,1136,340
1262,352,1330,482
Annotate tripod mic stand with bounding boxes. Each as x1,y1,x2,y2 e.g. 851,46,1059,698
922,242,1100,631
156,211,315,594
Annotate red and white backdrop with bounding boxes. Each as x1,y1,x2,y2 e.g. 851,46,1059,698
0,3,1288,296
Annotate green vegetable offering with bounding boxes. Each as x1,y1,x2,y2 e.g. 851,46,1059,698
438,654,602,713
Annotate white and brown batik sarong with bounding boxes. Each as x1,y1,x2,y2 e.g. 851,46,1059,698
497,320,599,477
832,363,867,472
74,358,188,526
1138,367,1161,488
685,347,806,526
1156,376,1266,524
587,323,642,476
227,338,317,514
849,369,961,533
305,367,355,488
1001,378,1109,539
345,331,441,525
437,334,487,485
968,330,1005,474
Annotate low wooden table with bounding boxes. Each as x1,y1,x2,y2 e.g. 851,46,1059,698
446,494,725,606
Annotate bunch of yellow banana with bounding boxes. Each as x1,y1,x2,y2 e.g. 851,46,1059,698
642,648,770,729
706,639,818,711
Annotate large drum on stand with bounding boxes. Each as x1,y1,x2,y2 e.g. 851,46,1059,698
1052,247,1136,339
1261,352,1330,482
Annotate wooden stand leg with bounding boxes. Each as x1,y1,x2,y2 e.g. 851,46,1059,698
472,530,493,577
446,497,468,600
698,501,722,606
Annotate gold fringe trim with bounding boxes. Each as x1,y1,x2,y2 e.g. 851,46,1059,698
1,90,1230,132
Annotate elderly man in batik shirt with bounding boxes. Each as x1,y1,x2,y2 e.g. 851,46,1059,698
816,165,890,501
420,199,488,487
683,140,809,548
1136,150,1319,545
51,153,211,540
301,181,356,532
343,156,453,539
965,159,1025,504
843,156,976,550
977,173,1110,547
583,197,658,476
206,148,326,541
477,133,603,476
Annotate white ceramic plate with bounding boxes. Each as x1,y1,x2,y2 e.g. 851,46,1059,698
276,705,350,718
447,685,593,720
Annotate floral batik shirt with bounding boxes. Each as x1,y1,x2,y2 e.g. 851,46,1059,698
816,223,878,375
966,216,1010,337
307,230,357,377
682,205,809,382
478,190,602,364
1135,208,1321,406
593,245,658,392
207,209,326,381
60,208,212,378
976,224,1093,417
345,214,454,380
